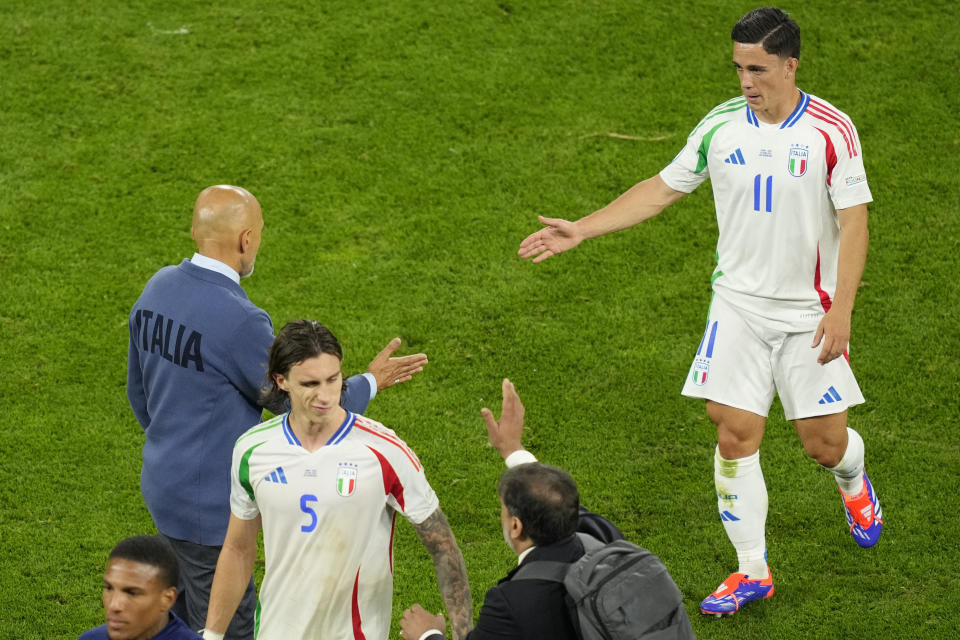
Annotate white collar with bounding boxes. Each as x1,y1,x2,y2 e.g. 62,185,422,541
191,253,240,284
517,545,537,565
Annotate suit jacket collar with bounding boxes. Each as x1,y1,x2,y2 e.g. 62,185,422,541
501,534,583,583
177,259,248,297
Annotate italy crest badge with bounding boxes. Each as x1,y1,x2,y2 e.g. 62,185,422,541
787,143,808,177
336,462,358,497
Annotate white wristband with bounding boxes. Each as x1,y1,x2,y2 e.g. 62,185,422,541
201,630,225,640
417,630,444,640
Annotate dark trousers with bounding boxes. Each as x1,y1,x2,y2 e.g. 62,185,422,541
161,534,258,640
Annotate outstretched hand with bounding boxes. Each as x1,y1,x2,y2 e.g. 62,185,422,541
481,378,525,460
518,215,583,263
366,338,428,391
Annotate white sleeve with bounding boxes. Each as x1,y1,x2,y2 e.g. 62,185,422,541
659,127,711,194
229,440,261,520
826,120,873,210
368,425,439,525
361,372,378,401
504,449,538,468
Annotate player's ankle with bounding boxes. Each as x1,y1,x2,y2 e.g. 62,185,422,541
739,564,768,579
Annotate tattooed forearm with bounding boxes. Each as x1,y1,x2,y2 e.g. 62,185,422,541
413,507,473,640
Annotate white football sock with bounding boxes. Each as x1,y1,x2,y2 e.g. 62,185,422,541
714,447,768,579
828,427,865,496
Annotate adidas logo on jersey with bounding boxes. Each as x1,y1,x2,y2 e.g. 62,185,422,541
264,467,288,484
818,386,843,405
723,148,746,165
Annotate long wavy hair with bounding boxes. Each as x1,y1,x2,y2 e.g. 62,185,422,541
260,320,343,410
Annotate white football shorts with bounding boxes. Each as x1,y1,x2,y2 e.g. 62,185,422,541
681,294,865,420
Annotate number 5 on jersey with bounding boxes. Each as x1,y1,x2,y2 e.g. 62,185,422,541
300,494,319,533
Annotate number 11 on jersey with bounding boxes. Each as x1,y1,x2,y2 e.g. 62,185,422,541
753,174,773,213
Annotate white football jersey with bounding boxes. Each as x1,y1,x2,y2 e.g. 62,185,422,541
660,91,873,331
229,412,439,640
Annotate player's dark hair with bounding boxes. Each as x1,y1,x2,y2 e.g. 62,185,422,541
108,536,179,589
498,463,579,547
261,320,344,410
731,7,801,59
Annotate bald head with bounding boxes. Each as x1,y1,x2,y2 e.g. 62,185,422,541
191,185,264,278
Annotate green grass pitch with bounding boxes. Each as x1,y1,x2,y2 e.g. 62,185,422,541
1,1,959,638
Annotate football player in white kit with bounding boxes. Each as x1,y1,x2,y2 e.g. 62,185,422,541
202,320,472,639
519,7,882,616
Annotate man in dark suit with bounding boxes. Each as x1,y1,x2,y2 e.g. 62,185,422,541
400,379,592,640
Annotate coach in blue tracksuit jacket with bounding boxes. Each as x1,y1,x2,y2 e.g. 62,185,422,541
127,185,428,640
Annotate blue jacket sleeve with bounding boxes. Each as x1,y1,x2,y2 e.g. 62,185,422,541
126,314,150,431
222,308,275,408
342,374,372,414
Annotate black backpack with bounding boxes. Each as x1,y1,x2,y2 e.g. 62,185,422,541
512,533,696,640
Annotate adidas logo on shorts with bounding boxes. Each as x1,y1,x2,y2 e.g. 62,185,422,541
818,386,842,405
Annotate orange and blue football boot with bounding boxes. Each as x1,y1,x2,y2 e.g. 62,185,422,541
699,569,774,616
841,471,883,548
